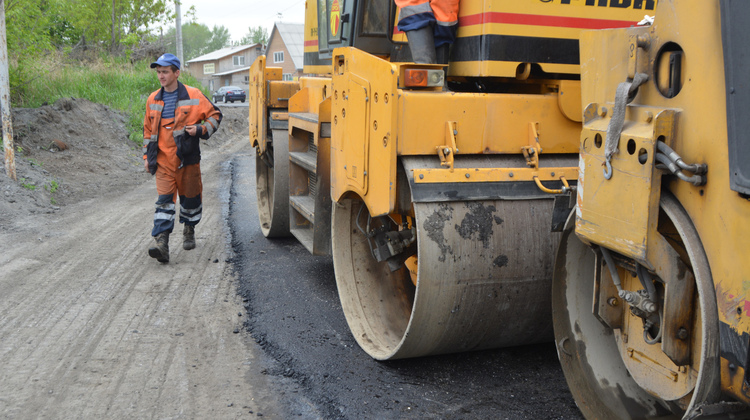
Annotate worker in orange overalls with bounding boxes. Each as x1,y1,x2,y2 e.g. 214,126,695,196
395,0,459,64
143,53,222,263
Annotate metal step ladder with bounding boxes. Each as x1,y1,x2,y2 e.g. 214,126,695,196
287,112,332,255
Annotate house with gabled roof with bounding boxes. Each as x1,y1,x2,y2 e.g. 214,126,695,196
186,43,264,92
266,22,304,81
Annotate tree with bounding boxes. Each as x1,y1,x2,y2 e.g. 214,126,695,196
47,0,171,52
4,0,56,102
164,23,230,60
239,25,268,46
206,25,231,53
5,0,54,54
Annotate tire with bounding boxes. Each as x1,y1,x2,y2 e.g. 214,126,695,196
241,99,246,103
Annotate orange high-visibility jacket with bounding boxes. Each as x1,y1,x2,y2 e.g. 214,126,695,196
395,0,459,47
143,81,222,175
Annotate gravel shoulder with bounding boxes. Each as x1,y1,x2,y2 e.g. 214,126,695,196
0,102,280,418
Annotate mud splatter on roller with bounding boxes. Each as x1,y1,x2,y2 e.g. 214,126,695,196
423,203,454,262
493,255,509,268
454,202,498,249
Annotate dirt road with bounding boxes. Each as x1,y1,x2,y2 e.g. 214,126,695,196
0,102,583,419
0,112,279,418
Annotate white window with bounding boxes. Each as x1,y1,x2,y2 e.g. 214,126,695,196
203,63,215,74
233,55,245,66
283,73,293,81
244,75,249,83
274,51,284,63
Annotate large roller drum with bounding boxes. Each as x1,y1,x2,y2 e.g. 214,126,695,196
256,129,291,238
552,194,720,419
332,156,571,360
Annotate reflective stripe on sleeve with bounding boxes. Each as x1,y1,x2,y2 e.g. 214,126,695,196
203,122,216,136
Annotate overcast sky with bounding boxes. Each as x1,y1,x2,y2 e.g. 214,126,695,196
176,0,307,43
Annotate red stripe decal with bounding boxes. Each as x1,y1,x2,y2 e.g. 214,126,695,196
458,12,636,30
304,40,318,47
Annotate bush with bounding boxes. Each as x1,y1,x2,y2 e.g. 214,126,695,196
16,53,210,146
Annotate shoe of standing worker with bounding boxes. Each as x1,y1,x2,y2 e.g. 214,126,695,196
183,224,195,250
148,232,170,263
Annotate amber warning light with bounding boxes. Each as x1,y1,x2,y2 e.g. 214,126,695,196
403,69,444,88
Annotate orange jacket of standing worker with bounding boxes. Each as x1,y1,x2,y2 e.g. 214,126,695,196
142,81,222,175
395,0,459,47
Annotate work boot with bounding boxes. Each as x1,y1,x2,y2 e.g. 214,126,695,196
406,26,436,64
148,232,170,263
183,224,196,250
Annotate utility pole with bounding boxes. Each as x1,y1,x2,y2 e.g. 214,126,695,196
175,0,183,66
0,0,15,181
111,0,116,51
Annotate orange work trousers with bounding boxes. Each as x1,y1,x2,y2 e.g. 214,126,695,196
151,119,203,236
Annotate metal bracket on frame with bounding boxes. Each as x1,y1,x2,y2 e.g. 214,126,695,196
436,121,459,172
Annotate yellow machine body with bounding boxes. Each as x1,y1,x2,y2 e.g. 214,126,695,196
329,47,581,217
249,0,749,416
551,0,750,417
251,0,654,359
449,0,654,77
303,0,330,75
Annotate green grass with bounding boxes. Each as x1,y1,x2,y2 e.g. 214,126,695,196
46,180,60,204
46,180,59,194
16,55,209,147
20,178,36,190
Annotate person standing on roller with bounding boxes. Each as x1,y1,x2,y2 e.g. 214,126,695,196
143,53,222,263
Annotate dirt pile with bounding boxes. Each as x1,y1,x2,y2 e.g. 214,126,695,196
0,98,247,231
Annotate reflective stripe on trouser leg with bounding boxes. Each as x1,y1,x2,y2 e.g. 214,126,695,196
152,194,176,236
180,194,202,226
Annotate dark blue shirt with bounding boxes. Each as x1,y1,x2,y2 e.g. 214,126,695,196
161,89,178,120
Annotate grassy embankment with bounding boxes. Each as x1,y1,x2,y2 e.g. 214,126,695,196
17,56,208,147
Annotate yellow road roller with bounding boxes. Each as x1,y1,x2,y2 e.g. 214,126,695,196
250,0,648,360
553,0,750,418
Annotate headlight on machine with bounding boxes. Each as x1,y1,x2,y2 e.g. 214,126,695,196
402,68,444,88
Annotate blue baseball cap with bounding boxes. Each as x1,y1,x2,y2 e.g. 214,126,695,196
150,53,181,69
